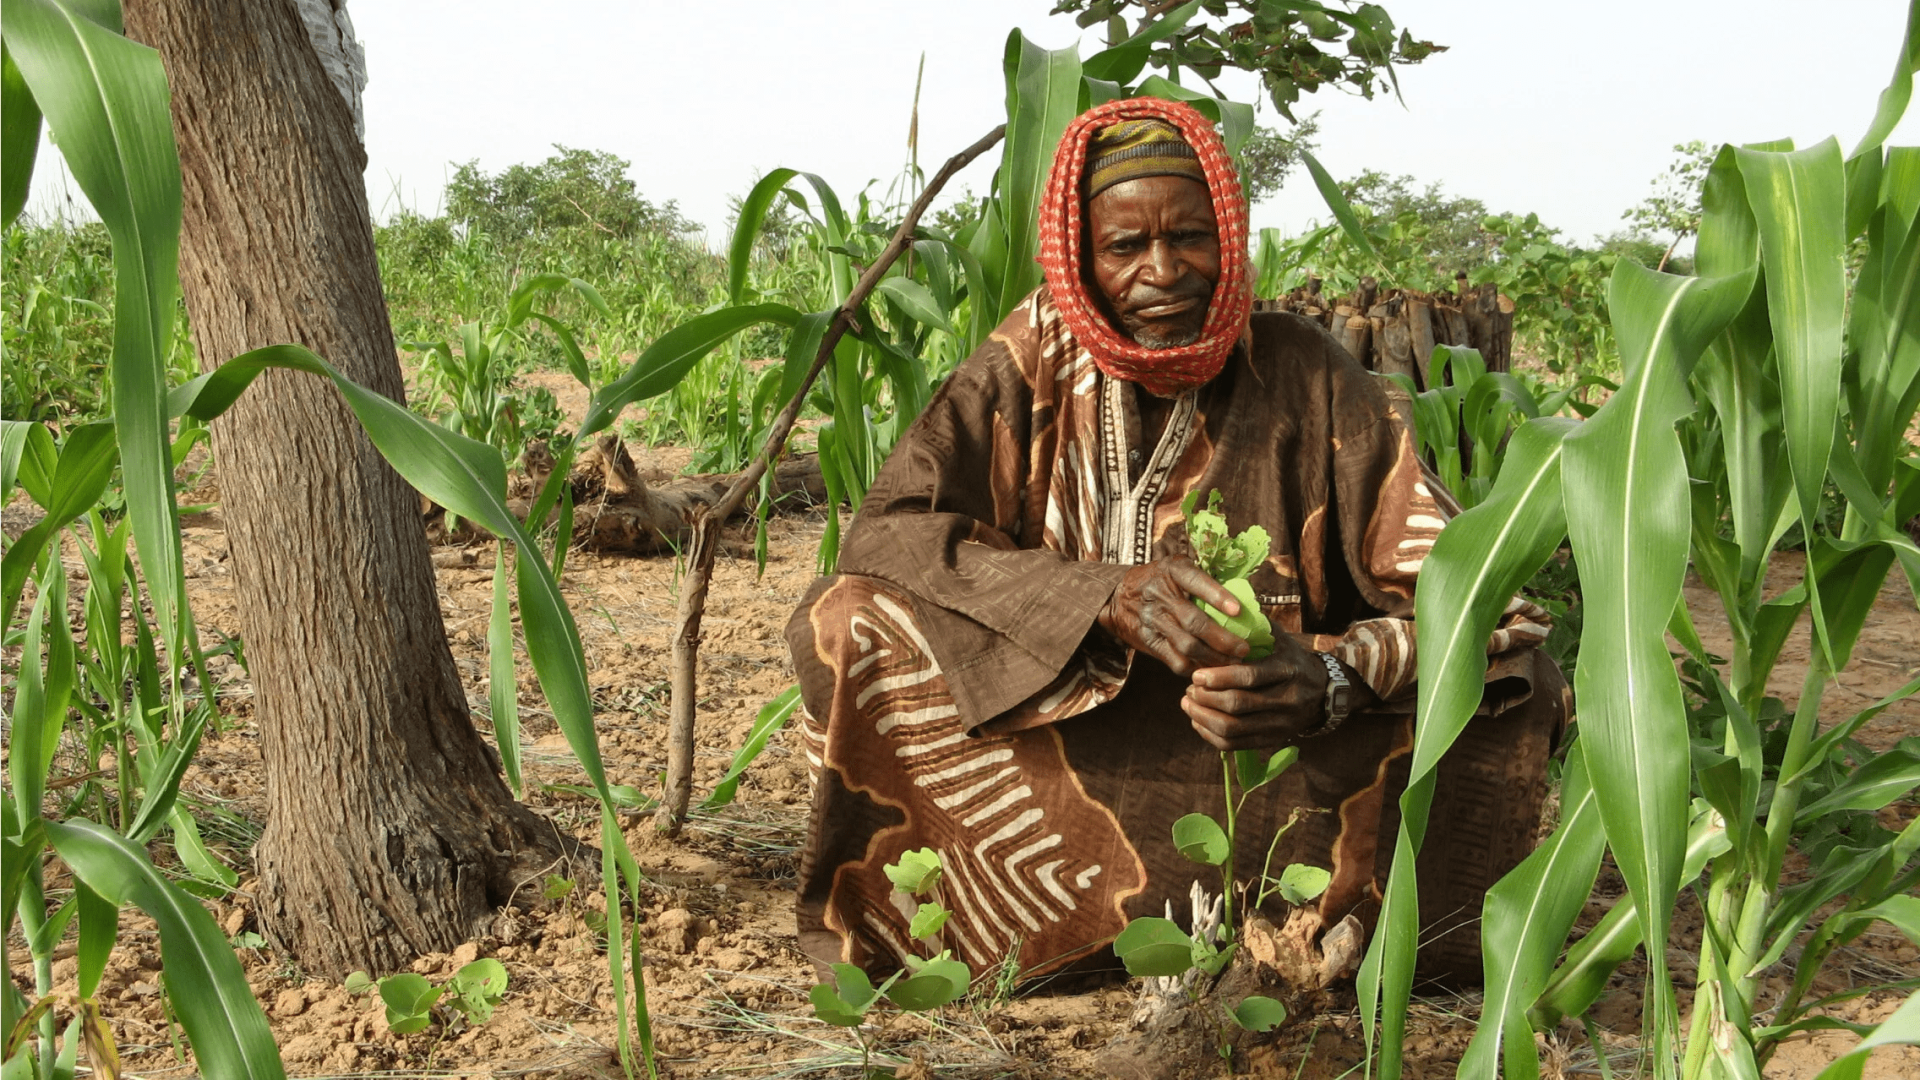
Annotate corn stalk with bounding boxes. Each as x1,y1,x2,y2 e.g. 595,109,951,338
1358,6,1920,1076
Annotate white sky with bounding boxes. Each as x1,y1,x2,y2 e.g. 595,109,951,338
23,1,1920,249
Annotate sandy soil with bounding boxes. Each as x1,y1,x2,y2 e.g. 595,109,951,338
7,433,1917,1079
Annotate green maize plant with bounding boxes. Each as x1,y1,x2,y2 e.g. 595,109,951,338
1383,343,1611,512
1357,6,1920,1078
3,2,287,1075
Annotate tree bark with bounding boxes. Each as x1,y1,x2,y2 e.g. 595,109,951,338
123,0,577,976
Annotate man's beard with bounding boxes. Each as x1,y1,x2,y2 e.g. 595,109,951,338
1129,323,1203,350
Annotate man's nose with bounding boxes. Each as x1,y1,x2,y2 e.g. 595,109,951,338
1140,239,1181,286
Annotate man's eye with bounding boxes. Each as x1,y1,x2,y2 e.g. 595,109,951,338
1106,239,1144,255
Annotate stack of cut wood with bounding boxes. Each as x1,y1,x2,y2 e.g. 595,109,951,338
1255,272,1514,390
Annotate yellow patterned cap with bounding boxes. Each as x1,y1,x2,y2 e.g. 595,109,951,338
1083,118,1206,198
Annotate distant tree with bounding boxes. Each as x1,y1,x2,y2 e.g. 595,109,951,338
1053,0,1444,120
1620,140,1713,271
1592,229,1693,276
446,145,692,245
1236,113,1321,204
929,186,985,239
1340,170,1497,276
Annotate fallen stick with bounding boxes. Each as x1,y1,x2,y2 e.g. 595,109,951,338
656,123,1007,834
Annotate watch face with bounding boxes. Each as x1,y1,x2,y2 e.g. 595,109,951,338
1328,682,1352,719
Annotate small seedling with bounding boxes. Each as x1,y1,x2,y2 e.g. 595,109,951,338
807,849,974,1072
344,958,510,1034
443,959,508,1024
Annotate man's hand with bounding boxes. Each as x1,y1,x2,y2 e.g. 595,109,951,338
1096,557,1250,676
1182,636,1372,751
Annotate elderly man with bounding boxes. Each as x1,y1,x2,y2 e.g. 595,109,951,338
786,98,1564,984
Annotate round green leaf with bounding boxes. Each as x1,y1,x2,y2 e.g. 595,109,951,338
1277,863,1331,905
888,956,970,1011
1172,813,1230,866
1121,942,1196,978
1230,995,1288,1032
809,982,867,1027
909,901,952,941
451,958,507,998
884,848,945,896
1114,917,1198,977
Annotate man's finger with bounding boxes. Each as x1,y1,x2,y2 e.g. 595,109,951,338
1190,662,1263,690
1182,697,1264,751
1185,684,1258,715
1165,597,1250,656
1148,629,1206,675
1181,696,1236,748
1155,628,1239,674
1167,560,1240,616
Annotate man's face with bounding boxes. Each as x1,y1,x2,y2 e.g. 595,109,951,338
1086,175,1221,350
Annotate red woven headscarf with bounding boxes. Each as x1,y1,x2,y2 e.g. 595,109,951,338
1038,97,1252,397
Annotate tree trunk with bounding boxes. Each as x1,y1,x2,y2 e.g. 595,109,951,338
123,0,577,976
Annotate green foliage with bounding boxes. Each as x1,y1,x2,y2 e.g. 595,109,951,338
1112,916,1221,978
1621,140,1716,261
1053,0,1443,121
1236,115,1321,204
807,849,972,1075
1361,12,1920,1072
1475,211,1621,376
882,848,944,896
1182,489,1272,581
406,273,604,466
447,145,691,247
907,902,951,941
3,218,109,422
375,974,442,1035
1172,813,1231,866
1180,489,1275,658
1272,863,1330,905
1342,170,1500,281
809,964,880,1028
3,5,285,1075
888,953,972,1011
1112,718,1323,987
347,960,509,1033
1228,995,1287,1032
701,684,802,809
445,959,509,1025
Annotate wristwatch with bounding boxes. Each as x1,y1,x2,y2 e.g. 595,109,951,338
1313,652,1353,735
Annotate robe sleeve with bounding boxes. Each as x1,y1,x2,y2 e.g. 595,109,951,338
834,332,1128,730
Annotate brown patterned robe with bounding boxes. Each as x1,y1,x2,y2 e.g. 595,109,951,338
786,286,1563,984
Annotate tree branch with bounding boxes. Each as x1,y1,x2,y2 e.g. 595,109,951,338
655,122,1007,833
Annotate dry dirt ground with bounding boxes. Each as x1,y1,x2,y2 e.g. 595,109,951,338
9,433,1919,1079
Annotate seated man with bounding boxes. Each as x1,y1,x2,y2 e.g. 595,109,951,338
785,98,1564,985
